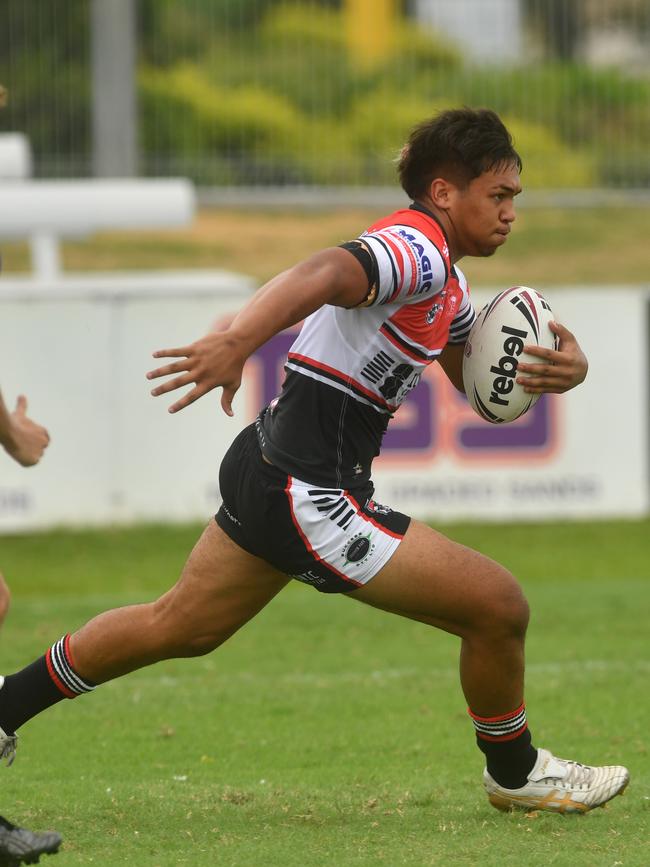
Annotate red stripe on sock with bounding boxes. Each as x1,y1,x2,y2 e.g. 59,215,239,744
468,702,525,724
63,633,77,671
45,649,76,699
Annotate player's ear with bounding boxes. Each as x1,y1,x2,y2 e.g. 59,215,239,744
429,177,454,210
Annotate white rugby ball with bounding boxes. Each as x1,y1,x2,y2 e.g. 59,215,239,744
462,286,557,424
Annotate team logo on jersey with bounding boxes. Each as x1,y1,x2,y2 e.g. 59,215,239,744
396,229,435,295
341,532,374,565
426,290,446,325
378,363,420,402
360,350,395,384
426,303,442,325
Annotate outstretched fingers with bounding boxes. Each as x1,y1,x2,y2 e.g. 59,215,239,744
146,355,191,383
149,372,195,398
167,383,214,414
146,335,245,414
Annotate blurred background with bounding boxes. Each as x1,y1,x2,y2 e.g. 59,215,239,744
2,0,650,191
0,0,649,529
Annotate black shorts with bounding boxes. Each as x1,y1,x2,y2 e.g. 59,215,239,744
215,424,411,594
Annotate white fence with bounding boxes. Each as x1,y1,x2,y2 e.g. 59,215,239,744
0,280,647,531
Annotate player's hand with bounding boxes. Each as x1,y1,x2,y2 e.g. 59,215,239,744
146,331,246,415
516,321,588,394
4,396,50,466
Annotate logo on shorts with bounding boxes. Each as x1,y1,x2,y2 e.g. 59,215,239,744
341,532,374,566
365,499,391,516
221,504,241,526
289,569,327,588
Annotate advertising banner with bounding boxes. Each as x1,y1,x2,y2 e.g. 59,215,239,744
1,282,647,531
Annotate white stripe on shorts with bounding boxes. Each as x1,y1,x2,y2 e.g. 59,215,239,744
284,477,403,587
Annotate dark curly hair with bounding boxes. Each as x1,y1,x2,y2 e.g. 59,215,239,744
398,107,522,200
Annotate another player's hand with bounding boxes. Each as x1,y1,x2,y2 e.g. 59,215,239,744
516,321,588,394
4,396,50,466
147,331,246,415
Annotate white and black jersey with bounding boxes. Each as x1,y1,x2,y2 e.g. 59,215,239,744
257,204,476,489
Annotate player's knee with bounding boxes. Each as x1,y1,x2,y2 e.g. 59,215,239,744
487,572,529,640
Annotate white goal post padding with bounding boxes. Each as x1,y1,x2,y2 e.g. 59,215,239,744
0,179,195,237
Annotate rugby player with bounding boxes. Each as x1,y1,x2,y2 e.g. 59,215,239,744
0,108,628,814
0,388,61,863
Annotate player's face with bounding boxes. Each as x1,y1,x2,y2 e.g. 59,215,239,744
449,163,522,259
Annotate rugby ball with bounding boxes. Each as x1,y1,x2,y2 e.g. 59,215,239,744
462,286,557,424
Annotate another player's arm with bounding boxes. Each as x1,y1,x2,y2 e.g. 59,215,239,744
0,388,50,466
147,247,370,414
517,321,588,394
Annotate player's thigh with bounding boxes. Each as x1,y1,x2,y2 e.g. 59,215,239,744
348,519,528,639
155,519,290,640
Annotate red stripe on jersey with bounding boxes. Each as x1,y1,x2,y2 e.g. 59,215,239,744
287,352,397,412
384,230,418,296
379,231,405,290
379,323,431,363
284,478,361,586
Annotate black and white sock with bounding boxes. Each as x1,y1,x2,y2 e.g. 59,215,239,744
469,702,538,789
0,634,96,734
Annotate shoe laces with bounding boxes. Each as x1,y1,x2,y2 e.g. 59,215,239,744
549,758,594,789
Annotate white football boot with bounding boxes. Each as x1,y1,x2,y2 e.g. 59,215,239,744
484,748,629,814
0,726,16,767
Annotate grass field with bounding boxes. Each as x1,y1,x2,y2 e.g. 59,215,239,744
2,203,649,863
2,205,650,287
1,518,648,866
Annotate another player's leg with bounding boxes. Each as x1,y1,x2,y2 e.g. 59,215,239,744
0,576,62,863
0,814,61,866
349,519,629,814
0,521,289,753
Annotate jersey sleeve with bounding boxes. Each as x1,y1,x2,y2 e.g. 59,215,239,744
447,266,476,344
342,224,448,307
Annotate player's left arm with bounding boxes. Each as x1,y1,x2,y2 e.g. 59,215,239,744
436,265,474,394
437,343,466,393
517,321,588,394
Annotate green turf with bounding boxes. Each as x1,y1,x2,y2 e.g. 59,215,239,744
0,519,648,865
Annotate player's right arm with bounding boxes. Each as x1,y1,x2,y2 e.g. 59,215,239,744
147,247,371,415
0,389,50,466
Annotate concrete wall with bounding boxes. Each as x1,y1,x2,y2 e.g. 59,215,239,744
1,278,647,530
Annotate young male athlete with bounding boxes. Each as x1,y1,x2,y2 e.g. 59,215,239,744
0,108,628,815
0,387,61,864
